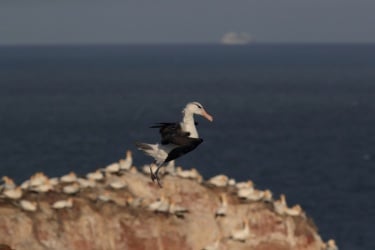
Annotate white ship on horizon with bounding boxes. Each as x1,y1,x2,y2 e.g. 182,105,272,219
220,32,253,45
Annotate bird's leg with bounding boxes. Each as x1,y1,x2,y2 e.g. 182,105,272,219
149,164,157,182
154,164,164,188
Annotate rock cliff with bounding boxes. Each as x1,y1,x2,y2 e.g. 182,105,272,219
0,158,331,250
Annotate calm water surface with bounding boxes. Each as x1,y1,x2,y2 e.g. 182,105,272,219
1,44,375,250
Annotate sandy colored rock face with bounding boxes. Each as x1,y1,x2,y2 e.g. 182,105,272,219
0,168,325,250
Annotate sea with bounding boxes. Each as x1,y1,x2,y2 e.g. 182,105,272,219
0,44,374,250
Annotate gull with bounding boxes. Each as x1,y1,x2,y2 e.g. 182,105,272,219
20,200,37,212
60,172,78,183
136,101,213,187
52,198,73,209
215,193,228,217
119,150,133,171
207,174,228,187
230,218,251,242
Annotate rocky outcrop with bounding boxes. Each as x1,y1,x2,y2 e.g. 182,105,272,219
0,161,328,250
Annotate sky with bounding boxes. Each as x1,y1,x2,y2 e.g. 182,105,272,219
1,0,375,44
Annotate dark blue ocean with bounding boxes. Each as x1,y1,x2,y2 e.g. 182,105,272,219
1,44,374,250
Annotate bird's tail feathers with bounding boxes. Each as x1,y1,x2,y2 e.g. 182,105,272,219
135,142,166,165
135,142,153,151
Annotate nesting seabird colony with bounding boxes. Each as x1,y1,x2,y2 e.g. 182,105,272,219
0,149,336,249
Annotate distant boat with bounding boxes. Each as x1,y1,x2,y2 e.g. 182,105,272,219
220,32,253,45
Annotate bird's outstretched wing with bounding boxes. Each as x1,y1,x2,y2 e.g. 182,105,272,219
150,122,204,163
150,122,190,145
164,137,203,163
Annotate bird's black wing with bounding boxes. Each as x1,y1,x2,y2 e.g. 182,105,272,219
150,122,190,145
164,138,203,163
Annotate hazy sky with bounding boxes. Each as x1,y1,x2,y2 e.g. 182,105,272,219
1,0,375,44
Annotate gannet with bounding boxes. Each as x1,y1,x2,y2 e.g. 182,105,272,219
29,172,49,187
215,193,228,217
274,194,287,215
230,218,251,242
3,187,22,200
207,174,229,187
119,150,133,171
285,204,303,217
148,195,170,213
20,200,37,212
60,172,78,183
52,198,73,209
169,199,189,217
326,239,339,250
62,183,80,195
77,178,96,188
1,176,16,191
104,162,121,174
86,170,104,181
176,167,202,181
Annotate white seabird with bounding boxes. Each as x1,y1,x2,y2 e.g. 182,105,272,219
176,167,202,181
60,172,78,183
207,174,229,187
63,183,80,195
86,170,104,181
136,101,213,187
20,200,37,212
274,194,288,215
3,187,22,200
325,239,339,250
215,193,228,217
52,198,74,209
285,204,303,217
1,176,16,191
230,218,251,242
119,150,133,171
148,195,170,213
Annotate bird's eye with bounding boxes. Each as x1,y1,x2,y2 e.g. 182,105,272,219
195,104,202,109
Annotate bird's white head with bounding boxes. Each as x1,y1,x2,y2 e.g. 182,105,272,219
183,102,213,122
